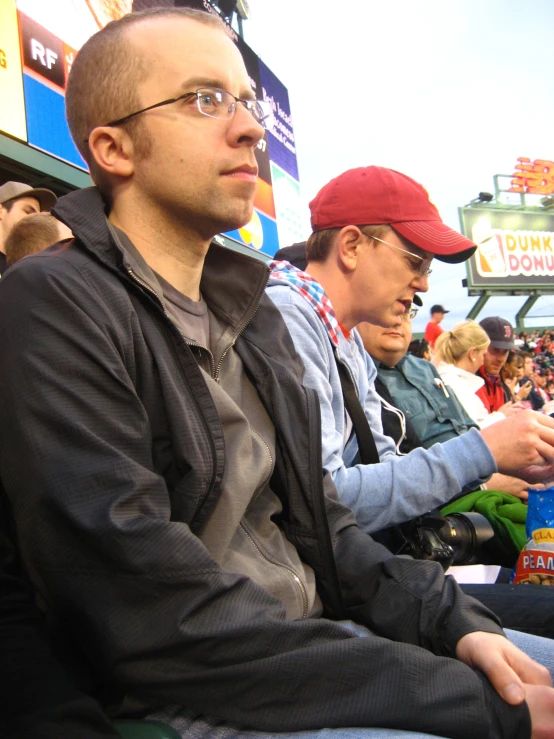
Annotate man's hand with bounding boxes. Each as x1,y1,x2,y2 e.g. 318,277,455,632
481,411,554,480
455,631,552,705
498,401,526,417
525,685,554,739
485,473,536,500
457,631,554,739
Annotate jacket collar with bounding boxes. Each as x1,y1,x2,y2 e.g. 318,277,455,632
53,187,270,334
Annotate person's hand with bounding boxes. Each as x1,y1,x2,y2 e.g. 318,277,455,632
484,473,537,500
455,631,552,705
499,401,526,417
481,410,554,479
515,383,533,401
516,463,554,486
525,684,554,738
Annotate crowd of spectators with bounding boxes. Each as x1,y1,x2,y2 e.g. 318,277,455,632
514,330,554,404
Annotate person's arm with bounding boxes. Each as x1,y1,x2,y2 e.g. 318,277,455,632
441,371,508,429
319,485,533,739
268,286,496,532
0,492,119,739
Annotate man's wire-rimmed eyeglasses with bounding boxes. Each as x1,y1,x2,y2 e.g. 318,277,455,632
88,87,272,140
368,234,433,277
407,306,418,320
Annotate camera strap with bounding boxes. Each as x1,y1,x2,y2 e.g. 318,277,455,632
334,353,380,466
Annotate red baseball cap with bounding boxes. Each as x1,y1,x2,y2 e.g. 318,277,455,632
309,166,477,264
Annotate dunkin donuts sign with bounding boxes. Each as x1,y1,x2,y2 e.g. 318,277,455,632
472,216,554,279
460,207,554,290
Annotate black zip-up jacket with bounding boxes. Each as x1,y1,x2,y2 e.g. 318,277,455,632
0,188,530,739
0,493,120,738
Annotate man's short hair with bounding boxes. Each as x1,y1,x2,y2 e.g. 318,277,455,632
305,224,389,263
5,214,63,266
65,8,226,184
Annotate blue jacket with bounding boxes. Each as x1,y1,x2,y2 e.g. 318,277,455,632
267,271,495,534
376,354,479,448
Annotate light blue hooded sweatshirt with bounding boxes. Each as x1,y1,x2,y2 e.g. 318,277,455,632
267,263,495,534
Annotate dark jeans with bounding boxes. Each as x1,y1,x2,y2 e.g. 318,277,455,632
461,581,554,639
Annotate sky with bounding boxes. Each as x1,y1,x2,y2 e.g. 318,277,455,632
241,0,554,334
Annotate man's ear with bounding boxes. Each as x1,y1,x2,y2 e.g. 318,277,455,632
88,126,135,179
335,225,366,272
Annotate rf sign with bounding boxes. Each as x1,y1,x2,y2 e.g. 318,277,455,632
31,40,58,71
20,12,65,89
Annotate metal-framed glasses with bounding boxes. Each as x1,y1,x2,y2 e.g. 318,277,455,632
407,306,418,320
370,235,433,277
101,86,272,132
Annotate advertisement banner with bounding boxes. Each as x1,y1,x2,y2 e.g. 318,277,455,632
2,0,302,253
20,12,67,90
225,207,279,257
259,58,299,182
18,10,85,168
461,207,554,291
0,0,27,142
270,161,305,248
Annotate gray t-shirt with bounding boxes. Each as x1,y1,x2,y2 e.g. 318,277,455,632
109,223,321,620
155,271,210,350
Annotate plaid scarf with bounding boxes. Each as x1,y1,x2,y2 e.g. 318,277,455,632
270,261,346,348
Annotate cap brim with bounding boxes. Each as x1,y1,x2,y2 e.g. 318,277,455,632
413,294,423,307
26,188,57,212
391,220,477,264
490,340,516,351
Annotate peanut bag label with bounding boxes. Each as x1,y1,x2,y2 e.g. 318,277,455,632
513,486,554,586
513,546,554,585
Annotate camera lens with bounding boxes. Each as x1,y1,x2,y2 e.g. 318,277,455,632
438,513,494,565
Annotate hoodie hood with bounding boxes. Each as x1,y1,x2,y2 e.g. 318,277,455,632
269,259,346,348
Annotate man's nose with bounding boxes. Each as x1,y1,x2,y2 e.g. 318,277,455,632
231,102,266,148
413,273,430,291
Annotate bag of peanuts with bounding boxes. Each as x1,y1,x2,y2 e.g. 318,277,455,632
512,486,554,585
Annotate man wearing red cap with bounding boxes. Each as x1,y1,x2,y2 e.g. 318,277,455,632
424,304,449,350
269,166,554,535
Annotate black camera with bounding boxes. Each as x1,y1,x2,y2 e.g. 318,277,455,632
391,511,495,570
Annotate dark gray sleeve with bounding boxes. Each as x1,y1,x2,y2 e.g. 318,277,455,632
0,491,119,738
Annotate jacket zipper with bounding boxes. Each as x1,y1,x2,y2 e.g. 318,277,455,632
126,268,169,317
239,523,309,619
213,285,267,382
186,283,267,383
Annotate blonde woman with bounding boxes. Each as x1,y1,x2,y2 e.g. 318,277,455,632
432,320,520,428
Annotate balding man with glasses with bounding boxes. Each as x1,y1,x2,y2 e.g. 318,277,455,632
2,11,554,739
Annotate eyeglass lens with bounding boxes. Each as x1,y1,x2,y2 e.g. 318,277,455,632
196,88,271,127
